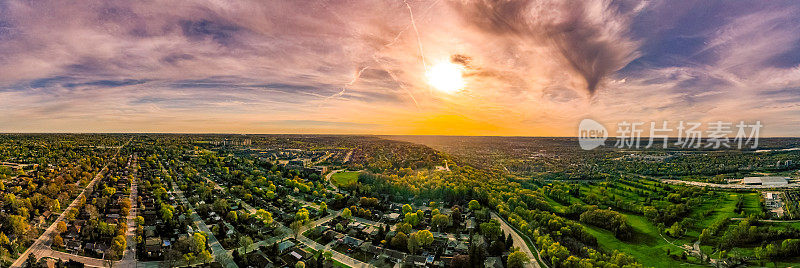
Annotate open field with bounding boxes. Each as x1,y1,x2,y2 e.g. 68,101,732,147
330,171,360,188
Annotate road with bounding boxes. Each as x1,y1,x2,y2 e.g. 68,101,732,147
12,137,132,268
206,171,367,267
343,150,353,163
325,169,344,193
297,210,373,268
730,218,800,222
661,179,800,189
172,185,238,268
312,152,334,165
491,212,542,268
119,154,139,268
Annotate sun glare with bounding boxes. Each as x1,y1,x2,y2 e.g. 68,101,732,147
426,62,465,93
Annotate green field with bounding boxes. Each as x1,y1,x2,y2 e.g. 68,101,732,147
584,213,704,268
331,171,360,187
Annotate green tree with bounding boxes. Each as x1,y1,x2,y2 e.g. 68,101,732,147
414,230,434,246
295,208,310,224
507,250,529,268
227,211,238,222
160,204,175,222
480,220,502,241
407,234,420,254
432,214,450,231
341,208,352,219
255,209,274,227
198,250,213,264
110,235,126,259
468,200,481,211
402,204,413,214
404,212,420,226
291,221,303,239
7,215,29,238
391,232,408,249
191,232,207,253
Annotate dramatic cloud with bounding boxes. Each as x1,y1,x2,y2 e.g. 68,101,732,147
0,0,799,135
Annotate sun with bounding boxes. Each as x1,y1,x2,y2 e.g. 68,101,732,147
426,61,465,93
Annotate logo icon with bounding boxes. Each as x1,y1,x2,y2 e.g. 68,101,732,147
578,119,608,150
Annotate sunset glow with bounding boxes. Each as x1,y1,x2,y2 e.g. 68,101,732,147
0,1,798,136
426,61,465,93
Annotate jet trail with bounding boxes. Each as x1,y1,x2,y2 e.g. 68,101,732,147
404,0,428,72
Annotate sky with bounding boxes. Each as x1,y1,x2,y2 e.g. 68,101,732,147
1,0,800,136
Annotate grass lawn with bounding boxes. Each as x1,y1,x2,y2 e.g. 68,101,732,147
686,192,739,237
331,171,360,187
741,192,762,215
584,213,705,268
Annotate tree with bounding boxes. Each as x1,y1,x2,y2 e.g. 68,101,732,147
480,220,502,241
432,214,450,231
7,215,29,238
290,221,303,239
198,250,213,264
56,221,67,234
468,200,481,211
25,253,37,268
160,204,175,222
319,202,327,212
213,199,229,214
238,236,253,251
341,208,352,219
119,199,131,217
407,234,420,254
255,209,274,227
507,250,529,268
84,204,99,220
404,212,420,226
51,199,61,212
295,261,305,268
52,234,64,248
396,222,412,234
402,204,413,214
414,230,434,246
699,229,712,245
666,222,683,238
391,232,408,249
295,208,310,224
191,232,207,253
643,206,658,219
227,211,238,222
110,235,126,259
0,232,9,247
452,206,462,226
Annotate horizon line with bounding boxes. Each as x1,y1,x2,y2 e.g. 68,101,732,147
1,132,799,139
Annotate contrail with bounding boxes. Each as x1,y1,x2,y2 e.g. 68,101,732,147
323,66,370,102
318,0,438,106
373,55,420,108
404,0,428,72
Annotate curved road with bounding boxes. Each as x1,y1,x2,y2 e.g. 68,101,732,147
491,212,542,268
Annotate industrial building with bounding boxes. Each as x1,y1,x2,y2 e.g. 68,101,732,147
741,176,789,186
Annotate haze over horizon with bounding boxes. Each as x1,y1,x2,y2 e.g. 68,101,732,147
2,0,800,136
